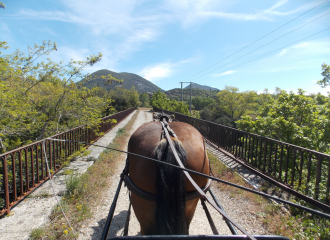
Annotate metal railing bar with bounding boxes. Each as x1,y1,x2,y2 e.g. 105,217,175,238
46,138,330,218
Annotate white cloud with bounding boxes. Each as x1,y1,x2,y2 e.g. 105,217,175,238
276,41,318,57
12,0,164,67
140,58,195,81
163,0,308,28
140,63,172,81
211,70,237,77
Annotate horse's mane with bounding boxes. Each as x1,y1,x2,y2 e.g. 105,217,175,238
152,138,187,235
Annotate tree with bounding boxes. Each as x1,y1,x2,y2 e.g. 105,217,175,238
192,96,215,110
108,86,140,112
317,63,330,88
200,105,235,127
217,86,257,121
150,90,199,117
139,92,149,107
0,41,119,152
236,89,330,154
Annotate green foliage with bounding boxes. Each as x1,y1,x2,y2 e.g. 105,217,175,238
108,86,140,112
30,227,45,240
0,41,119,152
217,86,257,121
236,88,330,238
317,63,330,88
139,92,150,107
237,89,330,154
200,105,235,127
192,96,215,110
151,90,200,118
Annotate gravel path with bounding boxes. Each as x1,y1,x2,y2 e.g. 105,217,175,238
78,109,269,239
0,109,270,240
77,109,152,239
0,110,137,240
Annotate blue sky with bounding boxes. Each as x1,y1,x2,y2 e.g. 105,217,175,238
1,0,330,94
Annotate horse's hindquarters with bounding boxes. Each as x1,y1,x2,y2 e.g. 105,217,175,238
128,121,210,235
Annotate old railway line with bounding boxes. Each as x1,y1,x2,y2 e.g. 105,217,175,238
0,108,329,239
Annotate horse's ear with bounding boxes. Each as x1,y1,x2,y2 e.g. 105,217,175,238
159,115,169,122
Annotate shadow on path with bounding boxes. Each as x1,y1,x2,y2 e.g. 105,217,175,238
90,210,140,239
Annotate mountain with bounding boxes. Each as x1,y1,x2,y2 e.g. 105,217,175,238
81,69,163,93
183,83,219,91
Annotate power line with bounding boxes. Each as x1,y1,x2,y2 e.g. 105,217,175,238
189,10,330,82
182,0,329,82
195,27,330,84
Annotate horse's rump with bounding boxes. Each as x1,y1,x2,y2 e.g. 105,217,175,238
128,121,209,235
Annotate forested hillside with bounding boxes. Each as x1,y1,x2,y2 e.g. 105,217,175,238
81,69,163,93
183,82,219,90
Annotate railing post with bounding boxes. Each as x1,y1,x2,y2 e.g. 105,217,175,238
291,147,296,186
315,154,322,200
36,145,40,184
326,156,330,203
284,146,290,183
279,144,284,181
31,147,35,188
25,149,29,191
298,150,304,187
12,154,17,201
2,156,10,214
273,143,278,178
19,151,23,197
262,138,267,172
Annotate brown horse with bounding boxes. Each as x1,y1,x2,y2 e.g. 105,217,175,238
127,121,210,235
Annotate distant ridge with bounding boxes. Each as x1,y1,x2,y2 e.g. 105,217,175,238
81,69,163,93
184,83,219,91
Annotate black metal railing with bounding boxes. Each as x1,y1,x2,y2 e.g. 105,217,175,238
154,108,330,211
0,107,136,215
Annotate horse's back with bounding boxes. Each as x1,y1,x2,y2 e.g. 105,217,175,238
128,121,209,193
127,121,210,235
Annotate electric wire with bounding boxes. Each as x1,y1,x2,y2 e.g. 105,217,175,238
46,138,330,219
182,0,329,82
195,27,330,83
189,11,330,83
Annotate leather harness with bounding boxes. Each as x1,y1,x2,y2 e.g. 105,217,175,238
122,116,255,240
123,114,212,202
124,174,212,202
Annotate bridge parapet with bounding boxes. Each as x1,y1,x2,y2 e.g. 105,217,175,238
154,107,330,212
0,107,136,216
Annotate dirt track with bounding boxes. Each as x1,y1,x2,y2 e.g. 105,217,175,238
78,109,270,239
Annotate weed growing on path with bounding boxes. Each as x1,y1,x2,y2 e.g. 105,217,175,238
208,151,330,239
30,110,139,239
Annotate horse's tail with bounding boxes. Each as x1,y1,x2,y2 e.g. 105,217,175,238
152,138,187,235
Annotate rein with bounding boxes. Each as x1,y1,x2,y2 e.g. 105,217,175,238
159,119,256,240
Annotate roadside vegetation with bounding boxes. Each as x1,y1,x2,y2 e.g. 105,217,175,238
2,38,330,239
208,152,330,239
30,110,139,239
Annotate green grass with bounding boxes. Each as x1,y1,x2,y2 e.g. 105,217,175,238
28,111,139,239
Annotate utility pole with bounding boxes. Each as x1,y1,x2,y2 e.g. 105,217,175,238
181,82,183,102
179,82,193,114
190,82,192,114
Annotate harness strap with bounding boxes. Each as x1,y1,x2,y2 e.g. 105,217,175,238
123,194,131,236
160,120,256,240
124,175,212,202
